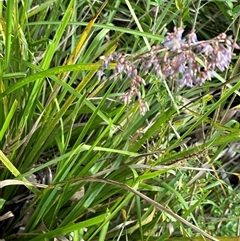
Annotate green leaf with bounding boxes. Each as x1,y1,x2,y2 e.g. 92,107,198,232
175,0,183,10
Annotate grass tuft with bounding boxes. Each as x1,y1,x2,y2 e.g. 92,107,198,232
0,1,240,241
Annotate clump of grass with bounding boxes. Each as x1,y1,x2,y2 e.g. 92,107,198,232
0,1,240,241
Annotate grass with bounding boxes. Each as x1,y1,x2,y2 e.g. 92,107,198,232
0,0,240,240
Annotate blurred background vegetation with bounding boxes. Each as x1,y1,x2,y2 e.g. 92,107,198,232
0,0,240,240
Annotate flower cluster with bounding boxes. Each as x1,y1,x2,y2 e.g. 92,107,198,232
97,27,239,114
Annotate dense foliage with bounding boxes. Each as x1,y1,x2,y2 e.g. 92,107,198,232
0,0,240,240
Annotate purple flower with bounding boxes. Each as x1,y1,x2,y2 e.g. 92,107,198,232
100,55,113,68
97,70,104,80
199,69,214,83
162,27,185,52
198,43,213,56
116,63,125,73
170,56,186,74
177,72,193,87
171,52,188,73
188,30,198,44
162,64,175,78
163,38,185,51
215,45,232,71
121,92,132,104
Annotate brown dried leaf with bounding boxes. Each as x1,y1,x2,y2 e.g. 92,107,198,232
0,211,14,221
